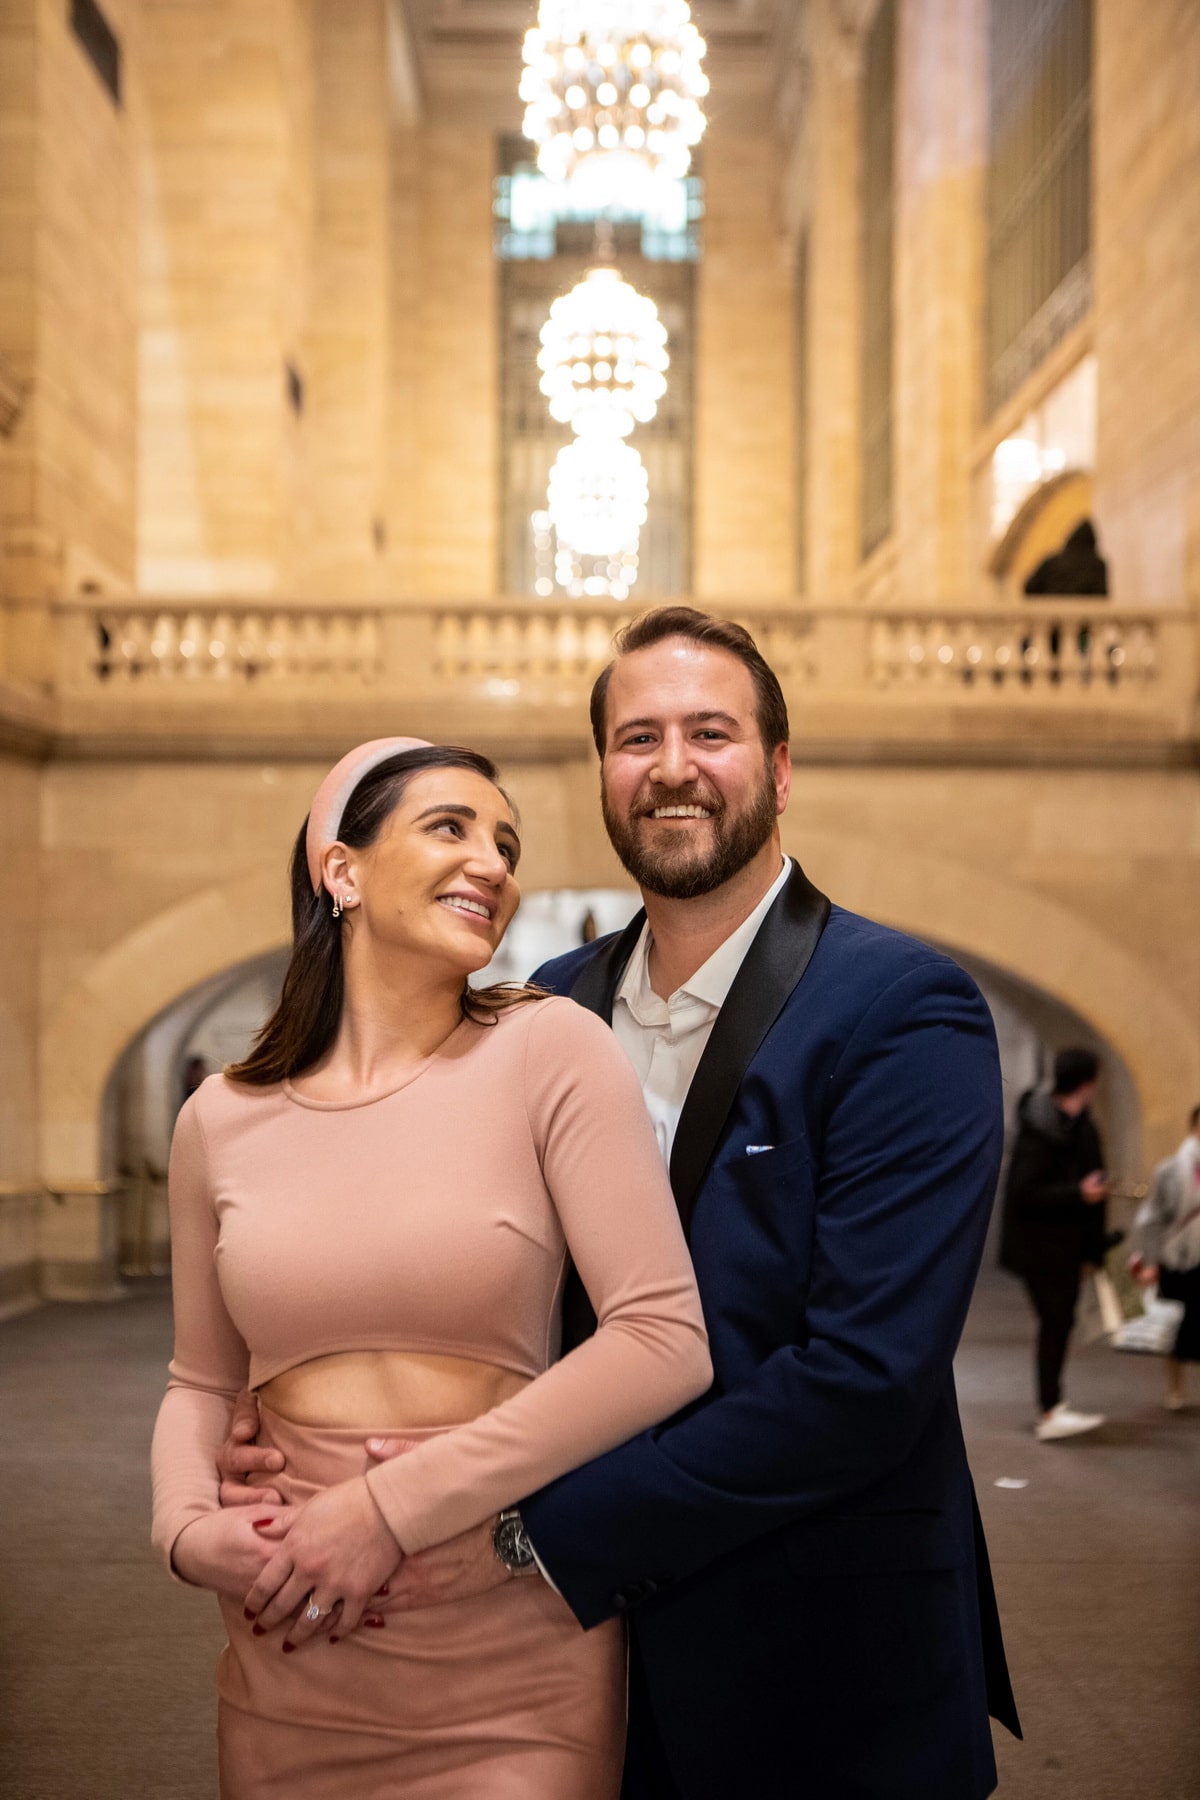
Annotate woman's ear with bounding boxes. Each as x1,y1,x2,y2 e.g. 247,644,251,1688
320,843,357,907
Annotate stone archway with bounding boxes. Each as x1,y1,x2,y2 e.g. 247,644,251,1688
40,865,289,1182
789,829,1199,1163
40,829,1200,1184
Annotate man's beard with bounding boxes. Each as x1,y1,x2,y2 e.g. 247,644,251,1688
602,761,778,900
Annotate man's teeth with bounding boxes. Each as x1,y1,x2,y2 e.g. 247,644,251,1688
651,805,712,819
439,896,491,919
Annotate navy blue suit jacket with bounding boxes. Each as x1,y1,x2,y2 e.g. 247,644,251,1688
523,862,1019,1800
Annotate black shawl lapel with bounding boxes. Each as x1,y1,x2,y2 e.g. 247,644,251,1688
567,908,646,1024
668,863,831,1235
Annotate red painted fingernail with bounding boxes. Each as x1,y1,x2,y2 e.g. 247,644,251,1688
243,1608,256,1620
251,1624,265,1637
328,1634,340,1645
377,1582,390,1596
252,1518,273,1529
364,1616,386,1629
282,1642,295,1654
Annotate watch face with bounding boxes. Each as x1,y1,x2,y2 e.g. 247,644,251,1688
495,1516,535,1571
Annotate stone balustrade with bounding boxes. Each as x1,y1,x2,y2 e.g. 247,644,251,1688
0,595,1191,756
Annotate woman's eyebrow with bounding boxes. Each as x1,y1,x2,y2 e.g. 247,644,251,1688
414,803,520,844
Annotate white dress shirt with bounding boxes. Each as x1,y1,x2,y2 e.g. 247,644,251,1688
612,857,790,1167
526,856,790,1585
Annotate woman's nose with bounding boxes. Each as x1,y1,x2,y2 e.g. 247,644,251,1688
464,837,508,884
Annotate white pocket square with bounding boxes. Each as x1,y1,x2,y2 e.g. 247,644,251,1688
745,1144,774,1156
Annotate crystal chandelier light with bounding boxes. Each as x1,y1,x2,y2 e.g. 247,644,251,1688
520,0,708,198
547,434,649,561
538,265,669,436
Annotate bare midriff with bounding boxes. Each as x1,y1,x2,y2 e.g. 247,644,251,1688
259,1349,531,1431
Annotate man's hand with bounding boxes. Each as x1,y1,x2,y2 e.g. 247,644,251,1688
218,1388,286,1508
362,1436,522,1615
371,1518,515,1614
1080,1170,1111,1204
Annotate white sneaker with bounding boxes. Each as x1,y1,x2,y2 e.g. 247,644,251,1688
1035,1403,1106,1441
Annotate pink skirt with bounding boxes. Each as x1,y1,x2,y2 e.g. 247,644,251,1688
216,1404,626,1799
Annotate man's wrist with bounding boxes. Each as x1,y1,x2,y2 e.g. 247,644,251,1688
492,1508,539,1578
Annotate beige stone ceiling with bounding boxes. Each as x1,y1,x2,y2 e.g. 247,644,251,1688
393,0,808,120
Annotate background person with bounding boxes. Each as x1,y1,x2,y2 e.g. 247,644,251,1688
1129,1103,1200,1410
151,738,711,1798
1000,1047,1111,1439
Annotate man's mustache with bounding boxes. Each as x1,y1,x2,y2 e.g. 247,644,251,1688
631,785,724,820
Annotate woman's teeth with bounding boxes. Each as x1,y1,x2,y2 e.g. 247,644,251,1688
438,896,491,919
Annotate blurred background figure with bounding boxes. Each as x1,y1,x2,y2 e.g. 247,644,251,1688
179,1054,209,1113
1000,1048,1111,1439
1130,1104,1200,1411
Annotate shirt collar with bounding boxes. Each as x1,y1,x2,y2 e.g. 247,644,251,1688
616,856,790,1019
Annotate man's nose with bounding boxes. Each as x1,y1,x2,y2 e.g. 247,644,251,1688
650,732,697,788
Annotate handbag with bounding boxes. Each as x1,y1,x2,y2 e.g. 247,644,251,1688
1111,1286,1186,1356
1077,1268,1126,1345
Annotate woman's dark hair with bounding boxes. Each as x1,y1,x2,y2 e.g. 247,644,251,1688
228,745,542,1086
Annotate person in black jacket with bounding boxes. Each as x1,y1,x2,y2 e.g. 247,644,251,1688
1000,1048,1111,1439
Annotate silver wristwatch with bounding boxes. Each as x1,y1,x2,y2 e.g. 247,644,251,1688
492,1507,538,1576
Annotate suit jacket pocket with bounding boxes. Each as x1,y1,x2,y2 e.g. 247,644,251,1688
699,1138,818,1346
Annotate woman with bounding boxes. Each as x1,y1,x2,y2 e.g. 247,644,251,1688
1130,1103,1200,1410
151,738,712,1798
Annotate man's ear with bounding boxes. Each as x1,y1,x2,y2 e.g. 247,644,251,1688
772,742,791,815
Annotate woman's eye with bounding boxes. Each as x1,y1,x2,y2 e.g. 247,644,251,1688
430,817,463,838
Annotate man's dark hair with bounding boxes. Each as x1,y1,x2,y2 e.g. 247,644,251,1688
1052,1048,1100,1097
588,605,790,757
1189,1102,1200,1132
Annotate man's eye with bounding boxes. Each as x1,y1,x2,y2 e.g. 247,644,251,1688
621,734,655,748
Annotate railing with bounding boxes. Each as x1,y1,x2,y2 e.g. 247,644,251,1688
83,605,383,687
867,611,1161,691
5,594,1192,750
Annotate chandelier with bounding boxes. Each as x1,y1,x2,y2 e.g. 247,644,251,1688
547,434,649,561
538,265,669,436
520,0,709,196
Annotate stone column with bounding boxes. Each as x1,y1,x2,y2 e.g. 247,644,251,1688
414,121,498,597
805,0,864,603
892,0,988,604
298,0,392,600
137,0,315,599
1093,0,1200,609
693,122,795,602
0,0,138,634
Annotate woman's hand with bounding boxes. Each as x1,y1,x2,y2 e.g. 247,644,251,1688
243,1478,403,1647
171,1506,292,1598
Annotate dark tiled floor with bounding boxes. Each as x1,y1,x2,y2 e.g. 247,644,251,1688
1,1274,1196,1798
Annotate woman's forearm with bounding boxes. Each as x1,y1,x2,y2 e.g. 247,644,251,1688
151,1383,239,1571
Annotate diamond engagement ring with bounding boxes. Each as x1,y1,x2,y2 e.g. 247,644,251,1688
304,1597,329,1623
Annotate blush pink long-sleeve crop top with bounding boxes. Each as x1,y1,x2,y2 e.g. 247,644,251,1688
150,995,712,1562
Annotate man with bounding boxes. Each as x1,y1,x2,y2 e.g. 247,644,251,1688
1000,1048,1111,1440
223,606,1019,1797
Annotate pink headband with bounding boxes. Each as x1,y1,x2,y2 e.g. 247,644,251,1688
305,737,431,894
